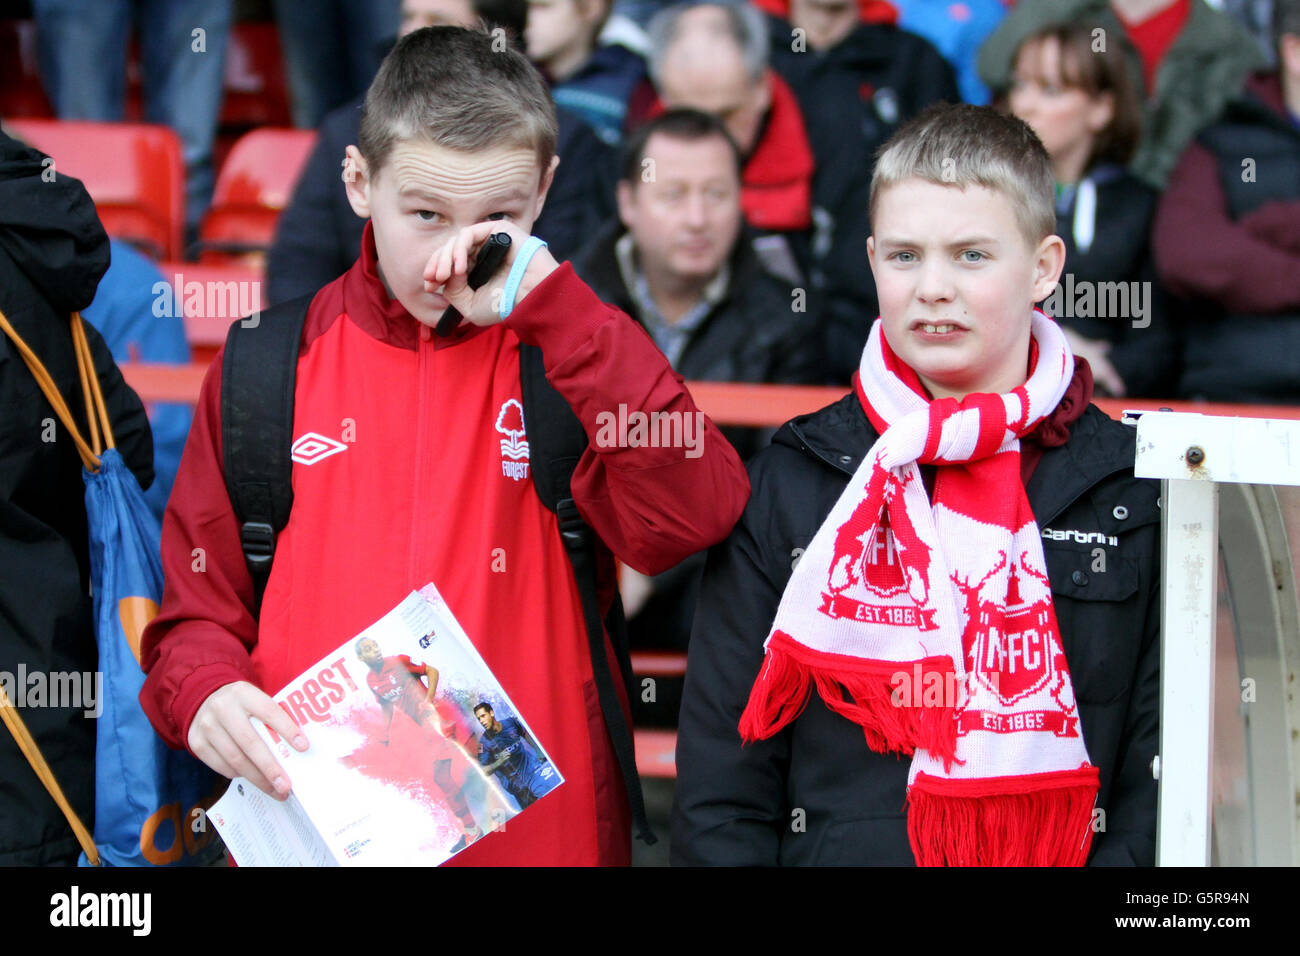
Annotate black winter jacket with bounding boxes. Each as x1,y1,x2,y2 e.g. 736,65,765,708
0,130,154,865
673,394,1160,866
1178,77,1300,403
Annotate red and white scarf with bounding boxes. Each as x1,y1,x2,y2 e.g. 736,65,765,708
740,312,1100,866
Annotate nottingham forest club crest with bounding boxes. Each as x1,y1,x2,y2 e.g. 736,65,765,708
821,474,938,630
954,550,1081,738
496,399,529,481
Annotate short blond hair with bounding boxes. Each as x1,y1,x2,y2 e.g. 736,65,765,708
869,103,1055,250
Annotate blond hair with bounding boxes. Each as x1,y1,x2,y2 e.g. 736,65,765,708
869,103,1055,249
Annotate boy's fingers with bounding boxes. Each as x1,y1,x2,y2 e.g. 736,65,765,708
455,224,485,276
457,222,505,277
205,724,282,798
430,234,455,284
227,728,290,799
435,236,454,284
246,688,307,750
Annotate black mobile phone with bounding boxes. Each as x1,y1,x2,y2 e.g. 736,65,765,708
434,231,513,337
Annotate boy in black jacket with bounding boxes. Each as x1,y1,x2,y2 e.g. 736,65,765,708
673,103,1160,866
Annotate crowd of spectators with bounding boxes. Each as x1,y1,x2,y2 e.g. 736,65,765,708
11,0,1298,408
3,0,1300,857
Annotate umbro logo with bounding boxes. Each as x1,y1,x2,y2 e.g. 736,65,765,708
291,432,348,465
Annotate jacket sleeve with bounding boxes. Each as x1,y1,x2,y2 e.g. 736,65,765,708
671,449,795,865
504,263,750,575
1088,524,1160,866
138,352,260,751
1153,140,1300,314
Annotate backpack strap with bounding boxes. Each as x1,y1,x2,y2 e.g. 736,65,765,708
221,295,314,615
519,342,656,846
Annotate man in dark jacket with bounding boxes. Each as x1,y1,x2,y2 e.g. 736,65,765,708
1152,1,1300,403
574,108,819,694
574,108,823,454
266,0,617,305
0,129,154,865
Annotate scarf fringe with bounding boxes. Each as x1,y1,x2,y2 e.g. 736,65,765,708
738,640,815,743
740,639,959,765
906,769,1100,866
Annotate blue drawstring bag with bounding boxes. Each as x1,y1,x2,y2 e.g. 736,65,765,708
0,308,221,866
80,446,223,866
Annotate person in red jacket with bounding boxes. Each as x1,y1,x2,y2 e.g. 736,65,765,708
139,24,749,866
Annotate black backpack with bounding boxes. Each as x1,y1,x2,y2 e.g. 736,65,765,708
221,296,654,845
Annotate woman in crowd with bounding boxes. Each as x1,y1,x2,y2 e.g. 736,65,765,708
1005,20,1176,398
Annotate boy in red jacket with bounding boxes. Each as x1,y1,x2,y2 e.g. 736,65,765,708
140,25,748,866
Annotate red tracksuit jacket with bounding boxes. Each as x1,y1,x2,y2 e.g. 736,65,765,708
139,225,749,865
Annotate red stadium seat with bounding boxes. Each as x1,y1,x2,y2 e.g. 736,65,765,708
197,127,316,265
3,118,184,260
153,260,265,362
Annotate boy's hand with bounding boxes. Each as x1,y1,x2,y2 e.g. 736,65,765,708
423,220,558,327
187,681,309,800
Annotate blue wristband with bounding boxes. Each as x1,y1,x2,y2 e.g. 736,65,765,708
498,236,548,319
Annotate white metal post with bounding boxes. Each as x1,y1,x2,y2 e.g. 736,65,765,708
1134,410,1300,866
1154,478,1218,866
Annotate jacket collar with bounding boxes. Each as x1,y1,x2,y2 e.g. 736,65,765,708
337,220,492,352
1158,0,1268,77
1220,71,1300,132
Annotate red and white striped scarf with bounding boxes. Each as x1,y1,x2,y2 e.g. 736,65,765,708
740,312,1100,866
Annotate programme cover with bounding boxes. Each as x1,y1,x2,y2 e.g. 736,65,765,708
208,583,563,865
